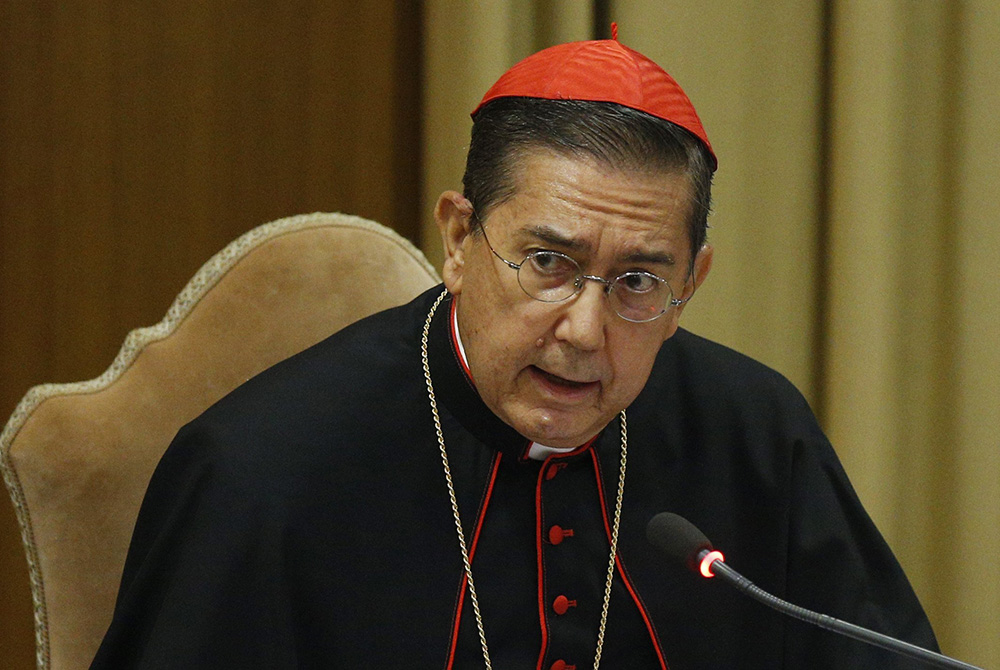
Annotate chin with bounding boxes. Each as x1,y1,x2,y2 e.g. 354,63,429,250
510,407,599,449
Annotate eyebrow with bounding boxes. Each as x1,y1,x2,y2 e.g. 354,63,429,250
623,249,677,267
521,224,678,268
522,224,587,251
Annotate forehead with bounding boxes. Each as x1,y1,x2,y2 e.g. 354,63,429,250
491,150,694,261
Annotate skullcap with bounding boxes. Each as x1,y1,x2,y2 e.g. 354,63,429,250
472,24,716,170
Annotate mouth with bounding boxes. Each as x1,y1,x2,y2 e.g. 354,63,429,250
529,365,601,397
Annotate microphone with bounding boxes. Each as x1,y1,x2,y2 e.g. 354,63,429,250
645,512,984,670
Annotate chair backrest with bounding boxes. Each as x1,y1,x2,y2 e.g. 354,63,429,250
0,213,440,670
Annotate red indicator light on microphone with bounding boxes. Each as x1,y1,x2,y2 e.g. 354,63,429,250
699,550,725,578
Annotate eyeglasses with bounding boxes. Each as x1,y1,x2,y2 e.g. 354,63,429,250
479,225,688,323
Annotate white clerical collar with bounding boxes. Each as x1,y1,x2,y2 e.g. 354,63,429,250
450,302,576,461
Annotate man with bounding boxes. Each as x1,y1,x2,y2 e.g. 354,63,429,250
92,34,937,669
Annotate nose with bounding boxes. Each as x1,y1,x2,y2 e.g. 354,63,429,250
553,280,607,351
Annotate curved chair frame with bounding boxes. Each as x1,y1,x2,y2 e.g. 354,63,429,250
1,212,440,669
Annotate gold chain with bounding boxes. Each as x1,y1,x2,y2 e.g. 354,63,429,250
421,289,628,670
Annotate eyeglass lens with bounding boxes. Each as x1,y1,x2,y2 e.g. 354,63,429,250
518,251,673,322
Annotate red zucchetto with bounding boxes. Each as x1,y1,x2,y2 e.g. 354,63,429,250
472,25,716,170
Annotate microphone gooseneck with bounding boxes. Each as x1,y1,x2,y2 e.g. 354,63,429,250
645,512,984,670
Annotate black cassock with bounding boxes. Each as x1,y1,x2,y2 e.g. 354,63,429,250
92,286,937,669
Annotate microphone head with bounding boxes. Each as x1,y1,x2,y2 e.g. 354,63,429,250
646,512,714,572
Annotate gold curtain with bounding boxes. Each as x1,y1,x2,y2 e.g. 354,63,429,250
422,2,1000,667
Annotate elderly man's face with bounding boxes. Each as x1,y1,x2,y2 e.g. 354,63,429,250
437,150,712,448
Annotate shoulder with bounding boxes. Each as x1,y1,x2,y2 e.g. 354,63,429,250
168,287,444,471
648,327,814,419
631,328,830,492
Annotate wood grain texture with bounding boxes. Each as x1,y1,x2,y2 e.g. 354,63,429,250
0,2,422,667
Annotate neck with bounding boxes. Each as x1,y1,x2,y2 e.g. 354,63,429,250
448,296,583,460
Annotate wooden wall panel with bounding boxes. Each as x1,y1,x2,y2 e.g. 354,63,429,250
0,2,422,666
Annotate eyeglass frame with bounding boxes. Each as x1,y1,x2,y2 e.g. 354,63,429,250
474,219,690,324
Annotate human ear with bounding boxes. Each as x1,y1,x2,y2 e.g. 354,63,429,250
661,243,713,340
435,190,475,295
686,243,713,299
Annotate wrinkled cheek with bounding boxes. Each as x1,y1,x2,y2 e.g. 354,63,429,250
617,376,651,411
507,367,537,402
479,363,525,409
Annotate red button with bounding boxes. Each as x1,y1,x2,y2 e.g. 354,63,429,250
545,462,567,480
552,595,577,615
550,661,577,670
548,525,575,545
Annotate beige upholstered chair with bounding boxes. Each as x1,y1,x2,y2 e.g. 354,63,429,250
0,213,440,670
